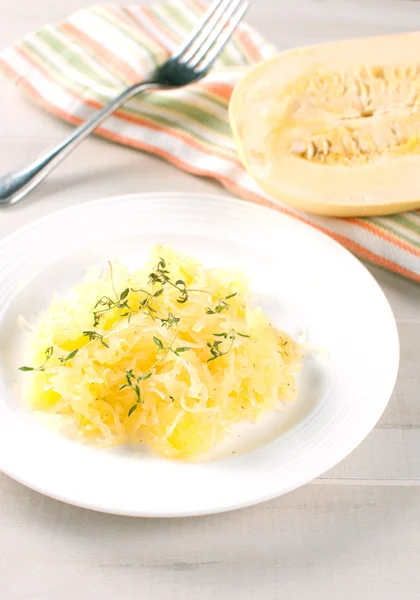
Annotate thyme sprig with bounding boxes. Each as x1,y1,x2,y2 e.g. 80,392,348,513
120,368,153,416
19,346,53,372
124,322,190,416
148,257,237,314
153,336,191,357
83,330,110,348
148,258,188,303
207,329,250,363
159,312,180,329
92,288,131,327
205,293,237,315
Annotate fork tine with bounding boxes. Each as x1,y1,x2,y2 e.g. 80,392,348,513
178,0,239,64
172,0,227,60
189,1,249,71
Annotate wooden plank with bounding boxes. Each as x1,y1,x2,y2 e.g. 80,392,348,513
366,265,420,321
247,0,420,48
0,477,419,599
321,428,420,481
378,322,420,428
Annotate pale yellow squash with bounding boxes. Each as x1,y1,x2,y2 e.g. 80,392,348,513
229,32,420,216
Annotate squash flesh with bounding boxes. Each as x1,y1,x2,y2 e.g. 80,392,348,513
229,32,420,216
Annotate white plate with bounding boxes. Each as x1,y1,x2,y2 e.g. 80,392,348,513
0,193,399,517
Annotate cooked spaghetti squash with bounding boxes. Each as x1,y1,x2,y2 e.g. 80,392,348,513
20,246,302,459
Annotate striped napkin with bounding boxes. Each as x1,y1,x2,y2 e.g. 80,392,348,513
1,1,419,282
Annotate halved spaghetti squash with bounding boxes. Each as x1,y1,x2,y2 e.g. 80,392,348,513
230,32,420,216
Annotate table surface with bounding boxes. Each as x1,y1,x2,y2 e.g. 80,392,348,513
1,0,420,598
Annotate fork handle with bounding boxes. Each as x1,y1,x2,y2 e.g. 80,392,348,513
0,80,163,205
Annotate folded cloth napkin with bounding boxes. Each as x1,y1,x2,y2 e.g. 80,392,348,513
1,0,419,282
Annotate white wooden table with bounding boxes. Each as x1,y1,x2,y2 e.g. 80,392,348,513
0,1,419,598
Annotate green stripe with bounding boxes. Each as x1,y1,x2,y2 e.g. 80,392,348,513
389,214,420,237
123,102,237,153
148,4,184,41
39,30,115,84
143,94,231,135
160,2,193,32
34,29,124,88
52,26,137,87
370,217,420,249
20,38,112,97
91,6,162,69
131,90,235,146
22,36,130,102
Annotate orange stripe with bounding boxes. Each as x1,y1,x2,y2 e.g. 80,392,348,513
15,45,103,110
200,81,233,100
106,5,148,33
349,218,420,258
59,22,140,84
1,58,418,283
12,46,240,165
105,5,167,56
186,0,212,22
0,57,18,84
123,6,169,54
237,29,264,63
140,5,180,44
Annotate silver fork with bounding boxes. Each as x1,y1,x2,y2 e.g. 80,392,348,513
0,0,249,206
